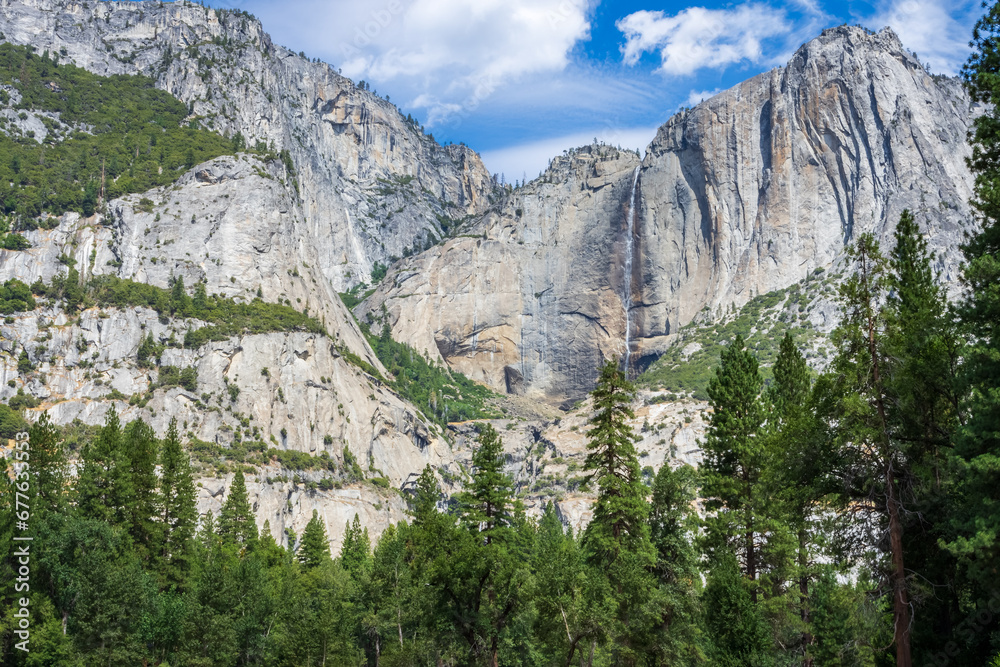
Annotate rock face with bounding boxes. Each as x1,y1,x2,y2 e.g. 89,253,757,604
361,145,644,407
0,3,981,549
362,26,977,404
0,0,497,551
0,0,495,290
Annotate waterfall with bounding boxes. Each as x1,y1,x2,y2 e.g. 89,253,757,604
622,165,640,375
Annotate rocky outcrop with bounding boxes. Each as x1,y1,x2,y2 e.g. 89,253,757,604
197,471,410,554
362,26,977,404
0,301,451,485
359,145,643,407
2,153,383,371
0,0,495,290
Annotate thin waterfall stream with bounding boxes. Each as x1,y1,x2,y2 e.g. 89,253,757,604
622,165,640,375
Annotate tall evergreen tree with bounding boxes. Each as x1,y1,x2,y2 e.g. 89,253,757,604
582,359,652,562
123,418,160,563
411,464,441,527
217,470,257,551
581,359,655,665
459,423,513,543
766,332,825,664
809,567,879,667
703,551,773,667
701,334,771,600
62,266,83,311
828,233,912,666
28,410,66,517
76,405,133,526
532,503,613,667
952,6,1000,640
360,523,421,663
170,274,192,316
885,211,965,656
158,418,198,588
298,510,331,570
340,513,370,576
648,463,703,665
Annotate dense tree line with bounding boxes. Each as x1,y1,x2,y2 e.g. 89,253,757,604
0,43,254,220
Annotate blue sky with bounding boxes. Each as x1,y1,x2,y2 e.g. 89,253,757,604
207,0,984,180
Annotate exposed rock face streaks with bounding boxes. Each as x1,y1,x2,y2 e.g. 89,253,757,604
0,0,494,291
364,26,976,403
360,145,645,407
0,2,981,544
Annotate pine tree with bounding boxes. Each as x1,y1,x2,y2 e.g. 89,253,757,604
411,464,441,526
361,523,420,663
28,410,66,516
703,551,773,667
136,333,158,368
170,275,191,316
950,9,1000,624
828,233,912,665
158,418,197,588
885,211,965,656
460,423,513,543
256,520,287,568
809,567,878,666
63,266,83,311
218,470,257,551
701,334,770,600
768,332,811,416
767,333,823,664
198,510,219,555
340,513,370,575
192,280,208,312
582,359,652,562
886,210,960,454
123,418,161,563
581,359,655,665
648,463,702,665
298,510,331,570
76,405,133,526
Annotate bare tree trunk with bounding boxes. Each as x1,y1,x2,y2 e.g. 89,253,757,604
866,272,912,667
886,462,912,667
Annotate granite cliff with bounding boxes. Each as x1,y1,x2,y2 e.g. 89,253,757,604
0,2,980,548
361,26,977,404
0,0,495,290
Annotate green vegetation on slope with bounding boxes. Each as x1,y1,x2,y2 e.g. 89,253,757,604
340,286,499,427
0,43,240,219
638,270,837,398
360,320,500,428
0,277,35,313
29,273,326,346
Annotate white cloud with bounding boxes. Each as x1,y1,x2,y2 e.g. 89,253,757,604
479,126,659,182
248,0,593,126
866,0,979,75
682,88,722,107
616,4,790,76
